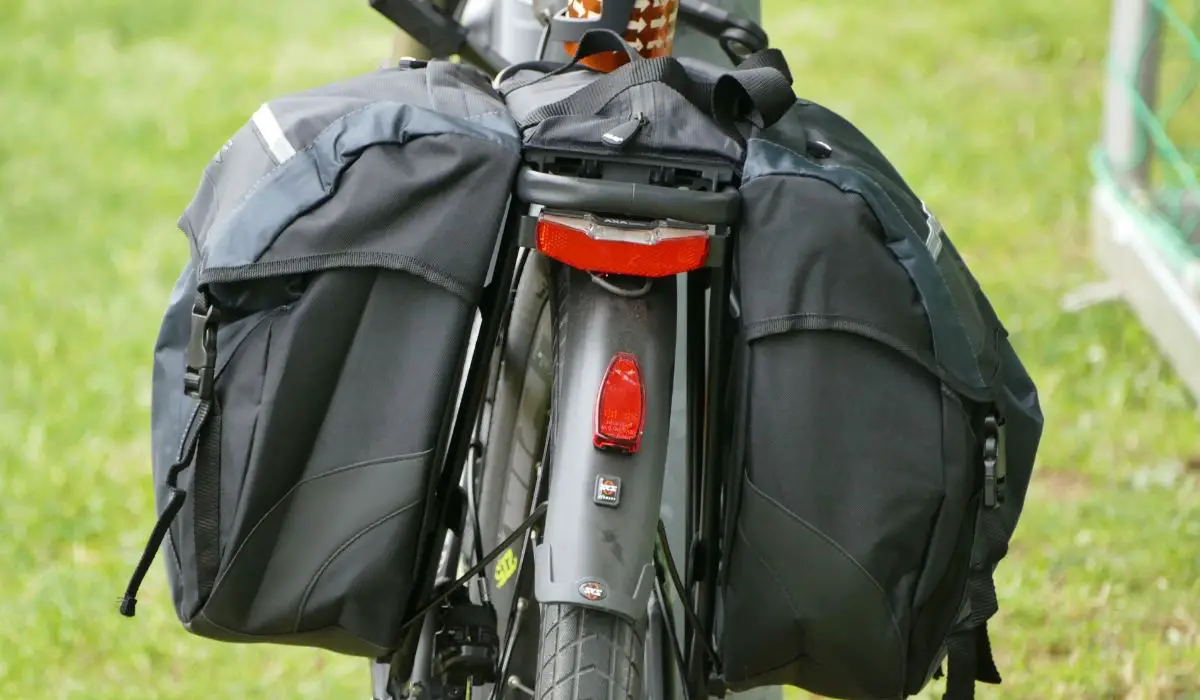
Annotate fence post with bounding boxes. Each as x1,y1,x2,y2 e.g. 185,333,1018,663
1101,0,1163,191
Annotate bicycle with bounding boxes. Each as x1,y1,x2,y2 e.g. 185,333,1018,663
366,3,778,700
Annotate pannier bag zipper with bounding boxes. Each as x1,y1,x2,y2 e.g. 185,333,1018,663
602,112,648,147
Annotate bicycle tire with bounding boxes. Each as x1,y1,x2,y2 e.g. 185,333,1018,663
536,603,644,700
474,254,554,697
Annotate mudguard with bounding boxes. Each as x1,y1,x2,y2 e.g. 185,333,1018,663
533,266,677,622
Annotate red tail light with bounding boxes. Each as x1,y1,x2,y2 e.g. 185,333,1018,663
594,352,645,454
535,212,710,278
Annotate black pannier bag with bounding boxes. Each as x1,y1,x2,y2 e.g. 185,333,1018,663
719,83,1044,698
119,62,522,657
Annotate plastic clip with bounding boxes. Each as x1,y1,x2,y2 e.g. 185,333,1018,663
982,413,1007,509
183,299,221,400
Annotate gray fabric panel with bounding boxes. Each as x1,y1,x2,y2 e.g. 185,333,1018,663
269,62,510,149
194,102,519,282
627,82,742,161
517,76,741,164
178,127,276,257
248,137,515,302
502,68,602,123
424,60,516,120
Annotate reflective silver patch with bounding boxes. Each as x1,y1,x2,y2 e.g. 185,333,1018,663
250,103,297,164
922,200,944,260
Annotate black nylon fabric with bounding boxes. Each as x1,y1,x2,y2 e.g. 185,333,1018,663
501,56,745,165
502,41,795,165
721,175,979,700
137,63,516,657
151,268,472,656
721,92,1043,699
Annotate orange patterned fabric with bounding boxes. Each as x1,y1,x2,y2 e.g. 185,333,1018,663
564,0,680,72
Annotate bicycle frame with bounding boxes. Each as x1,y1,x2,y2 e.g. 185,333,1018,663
367,4,771,700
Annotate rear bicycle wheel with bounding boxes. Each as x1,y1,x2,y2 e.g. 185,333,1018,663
536,603,644,700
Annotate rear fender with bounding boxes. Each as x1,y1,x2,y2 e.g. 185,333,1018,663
534,266,676,622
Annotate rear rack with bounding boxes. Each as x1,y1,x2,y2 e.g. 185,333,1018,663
523,148,738,193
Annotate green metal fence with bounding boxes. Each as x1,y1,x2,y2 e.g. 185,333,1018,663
1093,0,1200,269
1091,0,1200,400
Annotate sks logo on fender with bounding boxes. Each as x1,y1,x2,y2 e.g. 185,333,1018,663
493,548,518,589
594,475,622,507
578,580,607,602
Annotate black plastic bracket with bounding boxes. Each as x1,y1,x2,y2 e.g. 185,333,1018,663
982,414,1007,509
183,298,220,401
433,596,501,687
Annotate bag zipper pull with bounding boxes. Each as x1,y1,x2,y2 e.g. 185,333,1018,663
603,113,648,147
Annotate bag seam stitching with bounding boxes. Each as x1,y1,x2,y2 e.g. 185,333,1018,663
741,475,908,689
293,501,424,632
741,138,986,389
200,450,433,602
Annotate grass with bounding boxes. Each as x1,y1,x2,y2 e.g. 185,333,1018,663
0,0,1197,698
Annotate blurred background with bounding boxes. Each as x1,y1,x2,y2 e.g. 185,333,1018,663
1,0,1198,698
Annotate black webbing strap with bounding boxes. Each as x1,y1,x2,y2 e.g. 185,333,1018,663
942,503,1008,699
192,403,222,603
120,292,221,618
711,48,795,133
516,55,715,129
738,48,794,83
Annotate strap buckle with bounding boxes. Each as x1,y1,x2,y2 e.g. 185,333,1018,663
184,297,220,401
982,413,1007,509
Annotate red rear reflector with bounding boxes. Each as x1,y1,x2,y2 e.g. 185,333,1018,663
594,352,645,453
536,212,710,278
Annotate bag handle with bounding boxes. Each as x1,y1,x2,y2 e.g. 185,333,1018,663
516,41,797,136
516,53,716,129
499,28,644,98
711,48,796,132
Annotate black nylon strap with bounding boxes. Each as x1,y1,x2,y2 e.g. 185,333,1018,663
710,50,796,133
942,508,1009,698
738,48,794,83
943,631,978,700
496,60,584,97
516,56,715,129
712,65,796,132
119,398,215,617
943,625,1003,700
192,403,222,603
119,290,223,618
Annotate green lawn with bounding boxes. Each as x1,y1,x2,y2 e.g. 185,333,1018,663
0,0,1197,698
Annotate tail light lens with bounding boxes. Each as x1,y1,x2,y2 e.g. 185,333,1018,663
536,211,710,278
594,352,645,454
